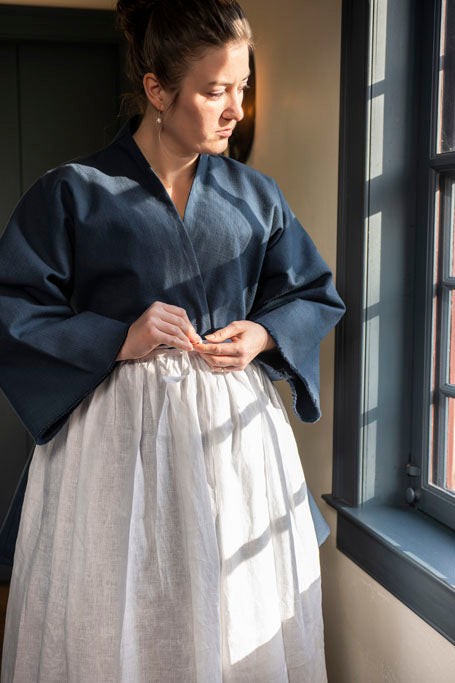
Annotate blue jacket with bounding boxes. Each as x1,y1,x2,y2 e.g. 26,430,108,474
0,114,345,564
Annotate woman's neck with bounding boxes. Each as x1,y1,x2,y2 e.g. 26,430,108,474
132,109,199,188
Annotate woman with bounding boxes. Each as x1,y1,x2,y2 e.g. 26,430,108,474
0,0,345,681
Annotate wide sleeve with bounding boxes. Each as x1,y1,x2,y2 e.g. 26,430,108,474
247,178,345,423
0,172,131,445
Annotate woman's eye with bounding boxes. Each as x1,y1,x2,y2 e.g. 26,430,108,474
208,84,250,99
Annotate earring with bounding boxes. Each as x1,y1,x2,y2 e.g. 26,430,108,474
156,110,162,125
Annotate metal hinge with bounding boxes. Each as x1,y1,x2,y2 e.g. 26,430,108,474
406,462,421,477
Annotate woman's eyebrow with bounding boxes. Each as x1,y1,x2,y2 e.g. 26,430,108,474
207,72,251,85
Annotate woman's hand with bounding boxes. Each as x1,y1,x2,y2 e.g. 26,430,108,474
192,320,277,372
116,301,202,360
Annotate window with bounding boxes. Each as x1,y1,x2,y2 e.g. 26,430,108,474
413,0,455,531
324,0,455,645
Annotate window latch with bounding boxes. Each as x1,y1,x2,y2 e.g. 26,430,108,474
406,462,421,477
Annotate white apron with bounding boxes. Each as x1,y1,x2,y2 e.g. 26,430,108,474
1,346,328,682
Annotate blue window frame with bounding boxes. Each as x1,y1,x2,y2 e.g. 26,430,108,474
324,0,455,645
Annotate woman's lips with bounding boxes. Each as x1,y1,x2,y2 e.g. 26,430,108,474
217,129,233,137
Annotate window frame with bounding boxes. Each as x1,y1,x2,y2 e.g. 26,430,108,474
324,0,455,645
411,0,455,531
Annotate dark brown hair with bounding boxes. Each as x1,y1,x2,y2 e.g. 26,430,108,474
115,0,255,120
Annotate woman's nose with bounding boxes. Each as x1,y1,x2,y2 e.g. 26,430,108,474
224,93,245,122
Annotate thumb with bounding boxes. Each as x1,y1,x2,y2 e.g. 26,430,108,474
205,322,237,342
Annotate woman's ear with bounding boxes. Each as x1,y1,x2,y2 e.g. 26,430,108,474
142,72,165,111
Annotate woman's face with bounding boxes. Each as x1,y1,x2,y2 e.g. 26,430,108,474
159,41,251,156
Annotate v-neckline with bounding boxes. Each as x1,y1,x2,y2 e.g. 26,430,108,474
149,156,202,226
123,117,206,227
109,114,214,331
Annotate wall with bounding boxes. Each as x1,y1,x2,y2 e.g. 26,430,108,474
1,0,455,680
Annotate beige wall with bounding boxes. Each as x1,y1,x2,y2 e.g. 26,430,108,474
2,0,455,680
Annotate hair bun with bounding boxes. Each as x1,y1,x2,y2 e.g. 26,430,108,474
115,1,155,44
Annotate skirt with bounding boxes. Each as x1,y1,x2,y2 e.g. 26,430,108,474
1,346,328,683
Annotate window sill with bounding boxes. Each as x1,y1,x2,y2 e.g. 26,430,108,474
322,494,455,645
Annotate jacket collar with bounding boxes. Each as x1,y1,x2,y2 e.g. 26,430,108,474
110,114,142,145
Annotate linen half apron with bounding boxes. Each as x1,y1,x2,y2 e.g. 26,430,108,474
1,346,328,683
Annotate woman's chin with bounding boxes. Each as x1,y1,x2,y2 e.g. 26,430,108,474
206,137,229,154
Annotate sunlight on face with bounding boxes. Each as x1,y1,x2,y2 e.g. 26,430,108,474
165,41,251,155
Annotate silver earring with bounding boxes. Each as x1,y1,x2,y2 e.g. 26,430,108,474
156,110,162,124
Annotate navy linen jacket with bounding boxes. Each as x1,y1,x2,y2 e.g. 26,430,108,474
0,114,345,565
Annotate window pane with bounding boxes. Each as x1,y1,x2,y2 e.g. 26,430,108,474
451,200,455,277
429,396,455,494
449,178,455,277
437,0,455,153
428,179,455,496
450,290,455,384
446,398,455,492
429,183,441,482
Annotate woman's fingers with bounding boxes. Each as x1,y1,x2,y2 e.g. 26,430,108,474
157,331,193,351
118,301,202,360
159,312,196,341
196,353,244,371
155,321,194,349
158,303,200,341
193,341,239,358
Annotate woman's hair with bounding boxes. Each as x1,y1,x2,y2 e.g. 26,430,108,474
115,0,255,119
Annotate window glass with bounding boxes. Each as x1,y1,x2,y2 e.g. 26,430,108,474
449,290,455,384
428,177,455,496
437,0,455,153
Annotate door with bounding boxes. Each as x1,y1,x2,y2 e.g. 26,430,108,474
0,4,128,582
